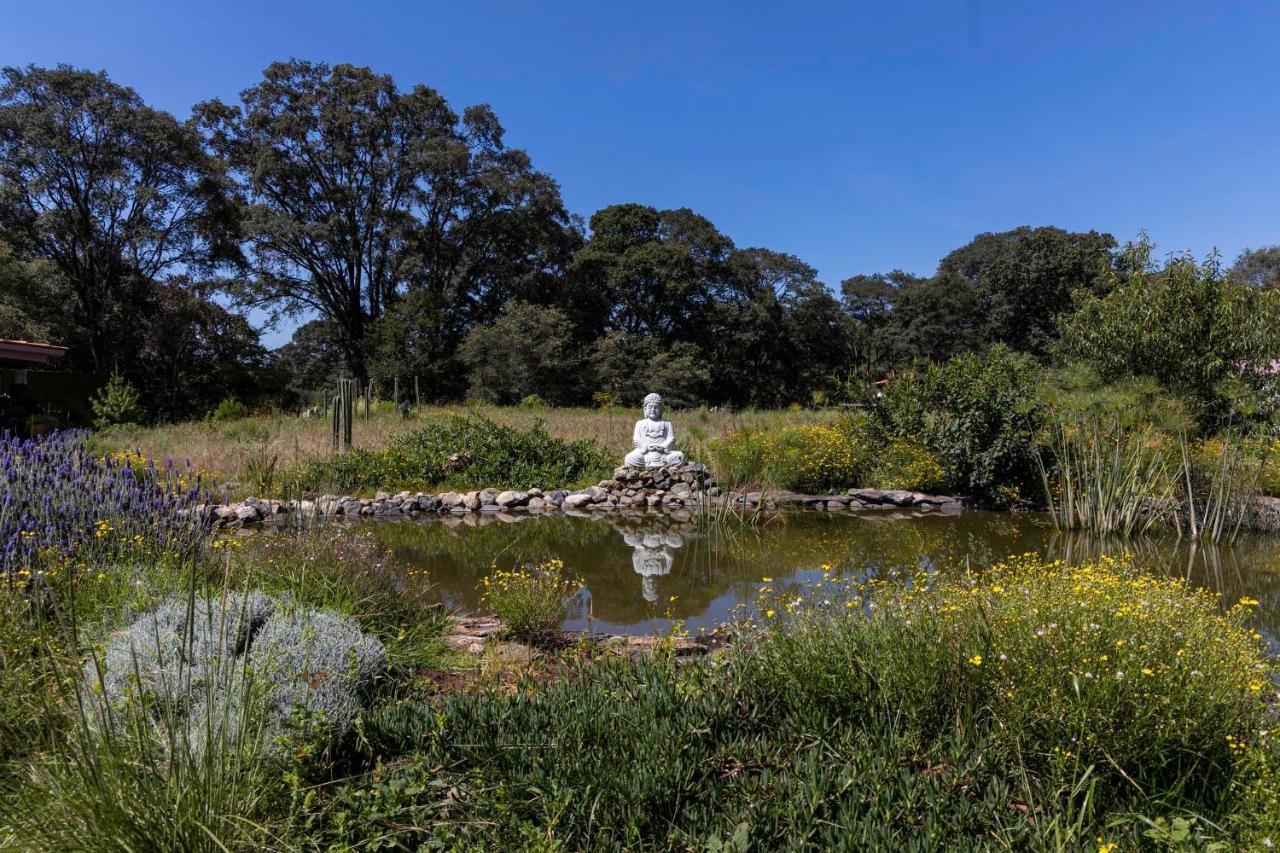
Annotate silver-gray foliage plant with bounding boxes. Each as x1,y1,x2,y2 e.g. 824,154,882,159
82,590,385,750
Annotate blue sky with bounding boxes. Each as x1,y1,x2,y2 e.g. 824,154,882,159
4,1,1278,345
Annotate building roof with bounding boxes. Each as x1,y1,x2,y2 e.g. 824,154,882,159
0,339,69,367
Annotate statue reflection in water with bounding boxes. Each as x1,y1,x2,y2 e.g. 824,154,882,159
622,531,685,602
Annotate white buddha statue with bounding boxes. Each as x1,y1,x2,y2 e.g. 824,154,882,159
623,531,684,602
624,393,686,468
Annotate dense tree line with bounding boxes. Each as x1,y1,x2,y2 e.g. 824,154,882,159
1,60,1276,421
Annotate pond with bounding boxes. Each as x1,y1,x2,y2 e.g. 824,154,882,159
363,509,1280,648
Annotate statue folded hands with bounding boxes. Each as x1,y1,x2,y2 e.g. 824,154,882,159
624,393,686,469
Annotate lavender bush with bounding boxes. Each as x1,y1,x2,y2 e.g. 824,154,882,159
0,430,207,576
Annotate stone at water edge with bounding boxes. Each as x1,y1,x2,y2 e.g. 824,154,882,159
495,490,530,508
564,493,594,508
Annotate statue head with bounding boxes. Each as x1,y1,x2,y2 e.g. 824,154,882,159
642,393,663,421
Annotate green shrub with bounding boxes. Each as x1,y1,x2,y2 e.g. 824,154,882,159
480,557,581,645
1059,236,1280,427
858,345,1042,502
870,437,948,492
762,423,865,492
1256,437,1280,497
292,412,611,492
519,393,547,410
710,422,865,492
90,369,145,429
211,396,250,421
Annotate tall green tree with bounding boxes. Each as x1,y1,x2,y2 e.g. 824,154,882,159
0,233,65,341
566,204,734,343
132,278,273,420
458,301,580,405
1229,245,1280,289
711,249,853,406
198,60,577,385
934,226,1116,356
0,65,225,371
1058,237,1280,425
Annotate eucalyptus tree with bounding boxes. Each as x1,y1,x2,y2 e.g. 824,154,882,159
0,65,225,371
1229,246,1280,289
197,60,577,384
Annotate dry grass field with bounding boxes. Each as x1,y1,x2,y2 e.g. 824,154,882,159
92,403,831,486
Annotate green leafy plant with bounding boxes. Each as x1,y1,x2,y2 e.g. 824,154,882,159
711,422,865,493
856,345,1043,502
90,369,145,429
211,396,250,421
479,557,581,645
519,393,547,410
293,412,611,492
1059,236,1280,428
870,437,948,492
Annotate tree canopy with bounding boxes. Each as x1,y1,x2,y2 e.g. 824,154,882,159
1,59,1275,425
0,64,226,372
197,59,578,384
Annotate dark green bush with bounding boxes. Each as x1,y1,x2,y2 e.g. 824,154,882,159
857,344,1043,502
293,412,611,492
210,396,250,421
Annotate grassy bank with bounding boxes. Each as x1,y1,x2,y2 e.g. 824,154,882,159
91,404,829,497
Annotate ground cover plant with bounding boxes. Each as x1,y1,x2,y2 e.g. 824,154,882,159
314,554,1280,850
480,557,582,644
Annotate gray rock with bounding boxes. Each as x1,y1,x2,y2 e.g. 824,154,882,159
496,490,530,508
564,492,594,508
439,492,464,509
463,491,481,510
883,490,916,506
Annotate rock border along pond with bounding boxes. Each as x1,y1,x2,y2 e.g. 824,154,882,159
190,461,969,528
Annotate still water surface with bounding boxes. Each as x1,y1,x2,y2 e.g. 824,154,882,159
365,509,1280,647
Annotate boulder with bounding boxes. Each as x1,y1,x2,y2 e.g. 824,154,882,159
564,492,594,508
495,490,530,508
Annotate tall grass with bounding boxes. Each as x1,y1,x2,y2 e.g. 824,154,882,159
1176,432,1264,542
6,580,279,852
1039,412,1268,542
92,404,831,497
1038,414,1175,536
